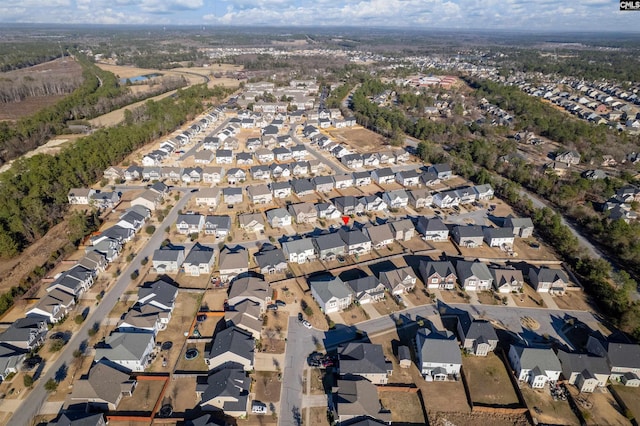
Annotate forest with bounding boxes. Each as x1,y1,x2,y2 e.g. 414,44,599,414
0,84,218,259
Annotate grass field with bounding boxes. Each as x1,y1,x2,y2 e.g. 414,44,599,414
520,386,580,426
380,391,427,425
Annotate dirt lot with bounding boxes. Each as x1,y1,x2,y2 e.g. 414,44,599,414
369,330,416,385
253,371,282,404
440,289,470,304
421,380,471,414
373,295,403,316
200,287,228,312
324,127,387,152
462,353,520,407
553,291,594,312
428,411,530,426
302,407,329,426
611,384,640,421
520,386,580,426
162,377,197,414
340,304,369,325
568,386,629,426
513,284,546,308
174,341,209,372
117,378,166,413
380,391,427,425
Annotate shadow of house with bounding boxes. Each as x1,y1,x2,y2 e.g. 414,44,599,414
368,260,398,278
550,314,595,352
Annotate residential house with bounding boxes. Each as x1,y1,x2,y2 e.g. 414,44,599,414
196,369,250,417
382,189,409,209
176,214,205,235
291,178,315,196
238,213,266,233
206,326,255,371
194,150,215,164
282,238,316,264
409,189,433,209
339,228,372,256
116,210,146,232
309,276,353,313
338,342,392,384
247,184,273,205
137,279,178,312
69,362,136,411
313,233,346,261
152,247,185,273
227,276,271,313
0,317,48,350
419,260,457,290
420,171,441,187
490,266,524,293
483,227,515,247
456,260,493,291
288,202,318,224
195,188,221,208
474,184,495,200
291,161,310,176
94,332,155,372
223,187,243,205
395,169,420,187
556,150,581,165
316,202,341,220
226,168,247,185
256,148,275,163
341,154,364,169
557,351,611,393
47,265,95,296
270,181,292,199
417,217,449,241
504,217,535,238
273,147,292,162
215,149,234,164
334,196,365,215
363,223,395,249
428,163,453,180
390,219,415,242
131,189,163,211
451,225,483,248
362,153,380,168
432,190,460,209
204,215,231,238
313,175,335,193
345,276,386,305
291,144,308,160
218,246,249,283
68,188,95,205
416,327,462,380
270,163,291,179
236,152,254,165
250,165,272,181
352,171,372,186
360,195,387,212
456,312,499,356
225,299,262,340
266,208,292,228
181,167,203,183
380,266,417,295
118,304,167,334
183,243,216,277
255,247,288,275
333,174,354,189
586,337,640,383
26,288,75,324
508,345,562,388
333,377,391,424
528,267,569,294
124,165,143,181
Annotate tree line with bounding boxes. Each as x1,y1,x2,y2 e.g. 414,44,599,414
0,84,218,258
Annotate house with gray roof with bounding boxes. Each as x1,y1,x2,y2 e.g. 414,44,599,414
390,219,415,242
26,288,75,324
451,225,484,248
456,312,498,356
94,331,155,372
333,377,392,424
416,327,462,380
195,188,221,208
137,279,177,312
360,195,387,212
313,175,335,193
0,343,27,381
176,214,205,235
456,260,493,291
117,303,168,335
353,171,372,186
363,223,394,249
152,247,185,274
379,266,417,295
483,227,515,247
183,243,216,277
338,228,372,256
474,184,495,200
77,251,108,274
490,266,524,293
68,361,136,411
255,247,287,275
225,299,262,340
508,345,561,388
204,215,231,238
371,168,395,185
557,351,611,393
504,217,535,238
247,184,273,204
586,337,640,383
428,163,452,180
197,368,250,417
206,326,255,371
419,260,457,290
338,342,393,384
227,277,271,313
408,189,433,209
345,276,386,304
395,169,420,187
238,212,266,233
333,174,354,189
47,264,95,297
266,208,292,228
383,189,409,209
528,266,569,294
313,233,346,261
416,217,449,241
270,181,292,198
309,276,352,314
226,168,247,184
0,317,48,350
282,238,316,264
222,187,243,205
291,178,315,196
116,210,146,232
333,196,365,216
218,246,249,283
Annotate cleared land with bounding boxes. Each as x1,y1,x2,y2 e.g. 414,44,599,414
324,127,387,152
611,384,640,422
379,391,427,425
520,386,580,426
462,353,520,407
568,386,629,426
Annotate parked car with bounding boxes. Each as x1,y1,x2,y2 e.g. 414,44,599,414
302,320,312,329
267,304,278,311
298,312,304,322
275,300,286,307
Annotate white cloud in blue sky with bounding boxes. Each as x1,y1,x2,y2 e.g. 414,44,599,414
0,0,637,31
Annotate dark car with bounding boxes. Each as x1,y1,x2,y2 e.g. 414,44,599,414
275,300,286,307
297,312,304,322
267,304,278,311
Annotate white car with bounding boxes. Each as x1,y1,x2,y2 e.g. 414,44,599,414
302,320,312,329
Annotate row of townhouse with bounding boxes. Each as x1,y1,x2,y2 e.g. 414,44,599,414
418,216,532,246
151,242,216,276
67,188,121,209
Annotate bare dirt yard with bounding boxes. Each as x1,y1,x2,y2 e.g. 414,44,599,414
428,411,531,426
302,407,329,426
324,127,388,153
553,291,594,312
567,386,629,426
117,378,166,413
253,371,282,404
520,386,580,426
162,377,197,414
610,384,640,421
462,353,521,407
379,391,427,425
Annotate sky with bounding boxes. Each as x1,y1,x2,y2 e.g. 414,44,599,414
0,0,638,32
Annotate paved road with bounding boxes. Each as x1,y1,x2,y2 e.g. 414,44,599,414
6,192,193,426
179,117,230,161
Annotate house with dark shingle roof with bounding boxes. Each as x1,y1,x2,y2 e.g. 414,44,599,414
309,276,352,314
490,266,524,293
416,327,462,381
416,217,449,241
508,345,561,388
338,228,372,256
183,243,216,277
456,260,493,291
69,361,136,410
586,336,640,384
94,332,155,372
333,377,392,424
0,317,48,350
338,342,393,384
557,350,611,393
456,311,498,356
197,368,250,417
528,266,569,294
313,233,346,261
206,326,255,371
345,276,386,304
419,260,457,290
254,247,287,275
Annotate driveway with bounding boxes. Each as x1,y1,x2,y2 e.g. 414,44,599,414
361,302,381,319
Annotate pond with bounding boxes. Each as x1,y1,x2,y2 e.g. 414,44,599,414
119,73,162,84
